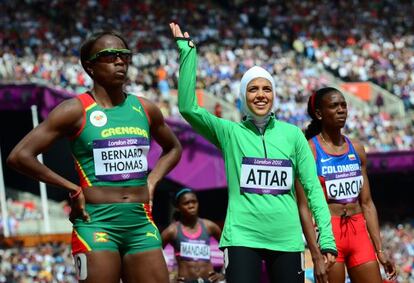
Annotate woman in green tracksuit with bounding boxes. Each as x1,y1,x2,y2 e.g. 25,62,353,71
170,23,336,283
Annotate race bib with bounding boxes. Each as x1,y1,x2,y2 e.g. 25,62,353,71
325,170,363,203
93,137,149,181
180,241,211,261
240,157,293,195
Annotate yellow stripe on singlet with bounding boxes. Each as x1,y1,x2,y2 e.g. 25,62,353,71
74,158,92,187
85,102,97,112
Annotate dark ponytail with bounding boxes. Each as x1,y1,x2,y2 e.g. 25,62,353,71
304,119,321,140
304,87,341,140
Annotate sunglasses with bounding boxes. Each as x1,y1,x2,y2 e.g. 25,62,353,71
88,48,132,63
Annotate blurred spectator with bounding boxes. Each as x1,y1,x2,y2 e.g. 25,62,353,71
376,94,384,112
0,242,77,283
156,64,170,100
381,222,414,282
214,102,222,118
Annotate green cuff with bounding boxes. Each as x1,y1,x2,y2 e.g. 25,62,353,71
321,248,338,257
176,38,195,49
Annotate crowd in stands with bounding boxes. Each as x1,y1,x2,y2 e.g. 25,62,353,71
0,242,77,283
0,196,71,236
1,0,413,153
288,2,414,110
381,222,414,283
196,44,413,152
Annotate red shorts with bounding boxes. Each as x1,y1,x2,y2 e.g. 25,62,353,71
331,213,377,268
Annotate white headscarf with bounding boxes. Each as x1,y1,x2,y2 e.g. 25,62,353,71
239,66,276,131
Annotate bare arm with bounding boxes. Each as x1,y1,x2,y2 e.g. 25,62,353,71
140,97,182,201
7,98,90,222
296,140,322,257
354,140,396,280
161,223,177,249
295,179,331,283
203,219,225,282
355,141,382,252
295,179,320,257
295,132,336,256
204,219,222,242
7,98,83,194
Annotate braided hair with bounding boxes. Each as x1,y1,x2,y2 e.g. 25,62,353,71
305,87,342,140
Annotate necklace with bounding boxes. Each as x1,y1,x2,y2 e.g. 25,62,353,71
319,133,345,153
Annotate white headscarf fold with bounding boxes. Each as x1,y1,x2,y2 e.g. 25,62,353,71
239,66,276,131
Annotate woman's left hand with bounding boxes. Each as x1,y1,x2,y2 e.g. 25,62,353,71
312,253,328,283
377,251,397,281
208,271,225,282
69,191,90,223
147,180,155,205
323,252,336,271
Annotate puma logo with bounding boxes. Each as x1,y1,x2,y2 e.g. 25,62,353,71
146,230,159,240
132,106,144,116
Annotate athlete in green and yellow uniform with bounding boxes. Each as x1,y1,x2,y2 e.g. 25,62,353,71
70,92,161,257
8,31,182,283
170,23,336,283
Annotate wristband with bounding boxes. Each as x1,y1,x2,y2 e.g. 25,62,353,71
174,36,192,41
321,248,338,257
69,187,82,200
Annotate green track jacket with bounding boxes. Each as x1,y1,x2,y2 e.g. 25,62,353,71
176,39,336,253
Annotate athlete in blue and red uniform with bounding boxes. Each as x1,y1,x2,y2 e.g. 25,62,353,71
162,188,224,283
300,87,396,283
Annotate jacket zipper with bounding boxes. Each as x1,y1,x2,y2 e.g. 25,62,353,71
261,129,267,158
251,122,269,158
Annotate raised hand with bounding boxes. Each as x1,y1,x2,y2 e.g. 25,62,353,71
169,22,191,40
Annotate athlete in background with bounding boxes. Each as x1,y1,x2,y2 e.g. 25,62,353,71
170,23,336,283
7,31,182,283
162,188,224,283
299,87,396,283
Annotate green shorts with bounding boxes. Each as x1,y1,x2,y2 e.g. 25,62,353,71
71,203,161,256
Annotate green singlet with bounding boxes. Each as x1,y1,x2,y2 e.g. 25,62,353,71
70,93,150,188
176,39,336,253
